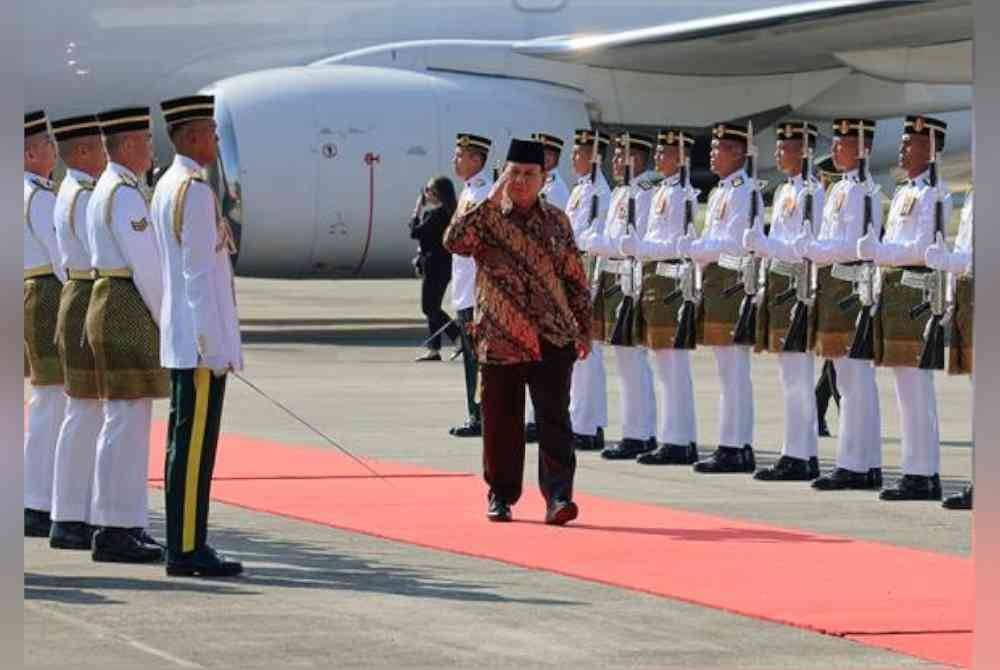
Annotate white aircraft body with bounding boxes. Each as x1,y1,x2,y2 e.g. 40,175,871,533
26,0,972,278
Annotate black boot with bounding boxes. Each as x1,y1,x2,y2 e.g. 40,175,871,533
601,438,655,460
637,442,699,465
167,545,243,577
880,474,942,501
754,455,820,481
49,521,94,550
812,467,880,491
942,485,973,510
693,446,755,473
24,508,52,538
524,422,538,444
449,419,482,437
92,527,163,563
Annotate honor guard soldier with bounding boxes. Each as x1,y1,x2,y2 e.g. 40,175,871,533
857,115,952,501
520,132,570,440
48,114,107,549
86,107,168,563
448,133,493,438
744,121,825,480
795,118,883,491
566,129,612,450
23,110,67,537
926,184,973,509
153,95,244,576
619,128,700,465
583,132,659,460
676,122,761,473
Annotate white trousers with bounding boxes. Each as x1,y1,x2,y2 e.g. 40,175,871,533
24,385,66,511
51,398,103,523
569,341,608,435
525,394,535,424
778,353,818,459
650,348,696,445
91,399,152,529
712,346,754,446
831,357,882,472
893,367,940,476
612,346,656,440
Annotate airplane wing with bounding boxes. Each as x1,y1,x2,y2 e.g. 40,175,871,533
513,0,971,82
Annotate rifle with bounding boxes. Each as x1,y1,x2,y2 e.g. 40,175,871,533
665,134,701,349
587,130,605,300
842,123,880,360
609,133,638,345
723,121,764,345
776,144,818,352
909,127,949,370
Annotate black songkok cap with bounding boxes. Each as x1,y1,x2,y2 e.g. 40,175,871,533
711,122,749,147
531,132,564,152
51,114,101,142
615,131,655,152
832,118,876,141
506,138,545,167
25,110,49,138
98,107,151,136
776,120,819,147
456,133,492,154
904,114,947,149
161,95,215,128
656,128,695,148
573,128,610,148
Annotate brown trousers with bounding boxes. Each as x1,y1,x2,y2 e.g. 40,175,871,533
480,339,577,506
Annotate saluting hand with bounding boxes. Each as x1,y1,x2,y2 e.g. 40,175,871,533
488,165,512,208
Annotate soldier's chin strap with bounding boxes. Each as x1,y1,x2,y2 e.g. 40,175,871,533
231,371,391,485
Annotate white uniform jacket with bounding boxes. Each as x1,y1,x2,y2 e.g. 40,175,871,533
151,154,243,372
540,169,571,210
450,167,493,311
566,171,611,249
54,168,97,275
87,162,163,324
24,171,65,280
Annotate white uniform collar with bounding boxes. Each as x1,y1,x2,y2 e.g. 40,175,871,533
24,170,52,188
107,161,140,184
465,167,489,187
718,168,747,187
907,169,931,186
662,170,681,186
843,168,860,182
173,153,204,175
65,167,96,185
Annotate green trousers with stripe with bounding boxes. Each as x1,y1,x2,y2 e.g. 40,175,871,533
165,368,227,557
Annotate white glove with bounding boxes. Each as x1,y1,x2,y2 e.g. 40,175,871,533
202,355,231,377
742,224,767,256
856,230,879,262
618,231,639,257
923,232,950,270
674,233,695,257
792,230,813,259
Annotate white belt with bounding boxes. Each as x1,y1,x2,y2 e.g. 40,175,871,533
831,263,860,283
769,260,801,278
901,270,932,290
602,259,624,274
655,261,685,279
718,254,743,271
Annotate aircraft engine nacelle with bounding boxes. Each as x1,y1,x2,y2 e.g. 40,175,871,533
206,64,590,278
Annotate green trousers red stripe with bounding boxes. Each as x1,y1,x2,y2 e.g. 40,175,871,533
165,368,226,556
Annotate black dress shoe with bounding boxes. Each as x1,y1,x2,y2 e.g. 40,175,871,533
637,442,699,465
812,467,881,491
525,422,538,444
414,349,442,362
449,420,482,437
818,421,831,437
693,445,755,473
486,497,512,522
49,521,94,550
942,485,973,510
880,474,942,501
753,455,820,481
24,508,52,538
92,527,164,563
573,433,597,451
601,438,655,460
545,499,578,526
167,545,243,577
130,528,164,549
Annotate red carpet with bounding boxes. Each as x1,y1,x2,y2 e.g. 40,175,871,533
147,425,972,668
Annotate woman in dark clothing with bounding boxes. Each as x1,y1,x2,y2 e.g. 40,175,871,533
410,176,462,361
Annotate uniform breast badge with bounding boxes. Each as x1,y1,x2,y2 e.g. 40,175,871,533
900,193,916,216
130,217,150,232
